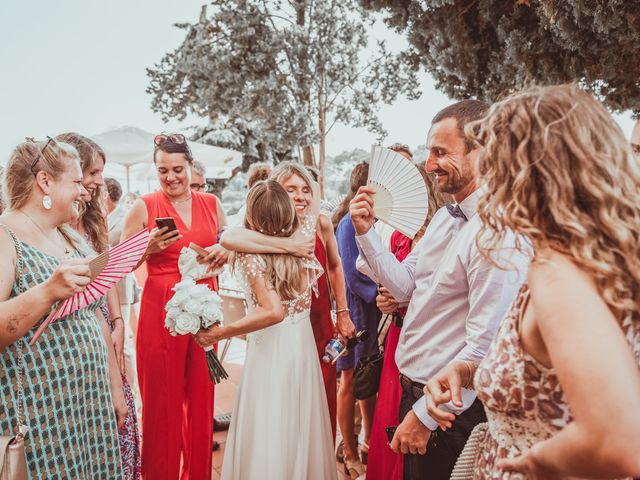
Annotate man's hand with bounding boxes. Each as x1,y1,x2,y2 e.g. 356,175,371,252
376,287,399,314
389,409,431,455
349,186,376,236
423,360,474,430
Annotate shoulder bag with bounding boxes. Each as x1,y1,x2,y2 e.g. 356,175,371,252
0,224,29,480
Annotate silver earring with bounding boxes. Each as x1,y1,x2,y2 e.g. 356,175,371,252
42,195,52,210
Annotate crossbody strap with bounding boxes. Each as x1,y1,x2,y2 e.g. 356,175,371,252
0,223,27,439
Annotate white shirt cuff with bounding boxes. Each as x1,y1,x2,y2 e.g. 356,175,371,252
412,388,479,431
355,228,384,259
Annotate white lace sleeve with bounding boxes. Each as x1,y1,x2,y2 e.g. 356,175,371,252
234,253,268,310
235,253,267,280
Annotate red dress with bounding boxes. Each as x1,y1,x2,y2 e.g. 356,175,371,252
137,191,217,480
310,234,337,441
366,231,411,480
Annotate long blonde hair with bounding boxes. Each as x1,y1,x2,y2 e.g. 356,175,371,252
469,84,640,320
241,180,306,301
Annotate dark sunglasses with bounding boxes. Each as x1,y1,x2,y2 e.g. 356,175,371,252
154,133,186,146
26,136,56,175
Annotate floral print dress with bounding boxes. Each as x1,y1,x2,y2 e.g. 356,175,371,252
473,284,640,479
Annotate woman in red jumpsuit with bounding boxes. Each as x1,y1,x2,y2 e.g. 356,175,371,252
122,134,228,479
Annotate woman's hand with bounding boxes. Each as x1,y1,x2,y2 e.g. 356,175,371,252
285,228,316,258
376,287,399,314
194,324,224,347
423,361,476,430
197,244,229,272
42,258,92,302
335,311,356,339
111,318,126,375
497,446,576,480
146,227,182,255
110,375,128,429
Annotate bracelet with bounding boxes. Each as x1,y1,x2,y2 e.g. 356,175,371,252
333,308,350,314
111,316,123,323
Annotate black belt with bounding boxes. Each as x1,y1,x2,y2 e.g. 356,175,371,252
399,373,425,399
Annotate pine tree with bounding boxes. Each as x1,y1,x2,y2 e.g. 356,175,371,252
360,0,640,114
147,0,420,193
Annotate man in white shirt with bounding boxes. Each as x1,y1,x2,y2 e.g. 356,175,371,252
350,100,530,479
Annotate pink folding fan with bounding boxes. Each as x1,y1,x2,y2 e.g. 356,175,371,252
30,229,150,344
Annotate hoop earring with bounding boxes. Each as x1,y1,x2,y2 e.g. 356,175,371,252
42,195,52,210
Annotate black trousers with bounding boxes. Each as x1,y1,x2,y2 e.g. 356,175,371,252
399,382,487,480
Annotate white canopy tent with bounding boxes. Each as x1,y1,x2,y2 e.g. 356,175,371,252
92,126,242,193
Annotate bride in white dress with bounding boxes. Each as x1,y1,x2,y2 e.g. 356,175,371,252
196,180,337,480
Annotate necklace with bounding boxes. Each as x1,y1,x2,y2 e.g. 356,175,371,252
170,194,192,204
20,211,70,255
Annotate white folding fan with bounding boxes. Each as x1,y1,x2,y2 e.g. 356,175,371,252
367,145,428,238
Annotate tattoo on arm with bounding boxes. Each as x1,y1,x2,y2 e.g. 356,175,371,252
5,314,26,335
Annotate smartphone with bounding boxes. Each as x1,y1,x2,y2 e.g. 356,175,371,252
156,217,177,232
385,426,398,443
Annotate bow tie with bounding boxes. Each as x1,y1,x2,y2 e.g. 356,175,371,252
446,204,467,221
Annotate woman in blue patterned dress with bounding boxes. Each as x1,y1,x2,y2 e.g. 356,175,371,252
0,138,123,478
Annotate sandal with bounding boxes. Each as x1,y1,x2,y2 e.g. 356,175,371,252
213,412,232,431
359,440,369,465
335,435,359,463
343,456,366,480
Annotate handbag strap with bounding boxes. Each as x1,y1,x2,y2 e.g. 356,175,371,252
376,313,392,351
0,223,27,440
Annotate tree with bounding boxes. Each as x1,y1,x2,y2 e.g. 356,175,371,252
360,0,640,114
147,0,420,193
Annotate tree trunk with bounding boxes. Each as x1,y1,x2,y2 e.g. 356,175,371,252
302,145,316,167
318,101,326,198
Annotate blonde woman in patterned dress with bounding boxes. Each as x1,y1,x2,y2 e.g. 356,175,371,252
423,84,640,479
0,138,123,478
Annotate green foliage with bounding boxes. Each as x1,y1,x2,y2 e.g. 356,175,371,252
360,0,640,114
147,0,420,172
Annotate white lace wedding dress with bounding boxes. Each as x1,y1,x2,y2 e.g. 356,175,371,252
221,253,338,480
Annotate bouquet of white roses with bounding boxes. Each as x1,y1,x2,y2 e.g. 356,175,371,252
165,278,229,383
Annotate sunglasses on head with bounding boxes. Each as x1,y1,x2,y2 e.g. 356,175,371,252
25,136,57,176
154,133,187,146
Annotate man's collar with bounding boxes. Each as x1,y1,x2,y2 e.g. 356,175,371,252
456,186,484,220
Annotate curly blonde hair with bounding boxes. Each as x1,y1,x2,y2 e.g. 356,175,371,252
469,84,640,320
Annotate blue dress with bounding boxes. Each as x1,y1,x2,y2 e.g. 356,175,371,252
335,214,382,371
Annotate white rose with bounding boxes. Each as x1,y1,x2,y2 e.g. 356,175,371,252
174,279,195,292
201,301,222,325
184,299,204,316
170,290,190,306
174,313,201,335
192,284,212,298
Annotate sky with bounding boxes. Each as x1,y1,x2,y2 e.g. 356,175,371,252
1,1,636,175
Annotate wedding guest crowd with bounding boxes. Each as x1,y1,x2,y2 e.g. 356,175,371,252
2,82,640,480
